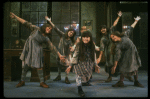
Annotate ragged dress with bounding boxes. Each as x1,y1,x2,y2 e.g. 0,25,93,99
100,26,118,74
71,44,97,83
53,26,75,66
114,27,141,75
20,21,59,68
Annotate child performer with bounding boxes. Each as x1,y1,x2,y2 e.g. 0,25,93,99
45,16,76,84
10,12,66,88
97,11,133,82
65,31,100,97
70,26,100,81
110,16,144,88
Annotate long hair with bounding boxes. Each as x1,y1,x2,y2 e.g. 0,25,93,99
111,31,124,37
65,28,76,44
79,31,95,62
40,23,52,36
110,31,125,55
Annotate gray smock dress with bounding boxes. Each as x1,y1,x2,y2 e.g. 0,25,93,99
20,21,59,68
114,27,141,75
53,26,74,66
70,44,97,81
100,26,116,72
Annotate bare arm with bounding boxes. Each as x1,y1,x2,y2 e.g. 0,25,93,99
113,11,122,27
45,16,55,27
111,61,118,74
131,16,141,28
45,16,64,37
10,12,26,24
70,37,80,52
97,51,103,64
10,12,39,33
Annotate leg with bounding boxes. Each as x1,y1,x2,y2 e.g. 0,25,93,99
76,75,85,97
105,66,112,83
37,68,49,88
120,73,124,82
125,75,134,82
21,64,30,81
53,60,61,81
82,76,92,86
37,68,44,83
134,70,144,87
16,64,30,88
112,73,124,87
65,67,71,84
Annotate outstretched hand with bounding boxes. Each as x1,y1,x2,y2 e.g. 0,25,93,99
134,16,141,21
45,16,51,21
59,55,66,63
70,46,75,52
118,11,122,17
111,66,116,74
95,65,100,73
10,12,16,19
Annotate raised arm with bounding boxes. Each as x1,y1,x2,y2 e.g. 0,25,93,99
10,12,26,24
45,16,65,37
124,16,141,37
113,11,122,27
131,16,141,28
10,12,38,32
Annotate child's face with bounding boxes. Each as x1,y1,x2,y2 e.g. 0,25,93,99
68,31,74,38
45,26,52,34
101,28,107,34
82,37,90,44
110,34,120,42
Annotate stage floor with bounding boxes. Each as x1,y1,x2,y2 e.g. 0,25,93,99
3,67,148,98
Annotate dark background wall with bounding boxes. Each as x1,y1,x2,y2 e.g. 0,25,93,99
116,2,148,70
95,2,148,70
3,2,148,70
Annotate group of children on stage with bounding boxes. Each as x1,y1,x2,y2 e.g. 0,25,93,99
10,10,144,97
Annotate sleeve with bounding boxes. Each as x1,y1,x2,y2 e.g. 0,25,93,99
23,21,39,32
94,52,97,66
95,45,100,51
100,37,105,52
110,25,115,33
53,26,65,37
70,43,80,66
114,44,121,61
124,27,134,37
47,39,59,57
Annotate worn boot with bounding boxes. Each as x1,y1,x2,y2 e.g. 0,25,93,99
53,75,61,81
105,76,112,83
134,81,144,88
78,86,85,97
40,82,49,88
16,81,25,88
125,76,134,82
112,81,124,87
65,77,70,84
